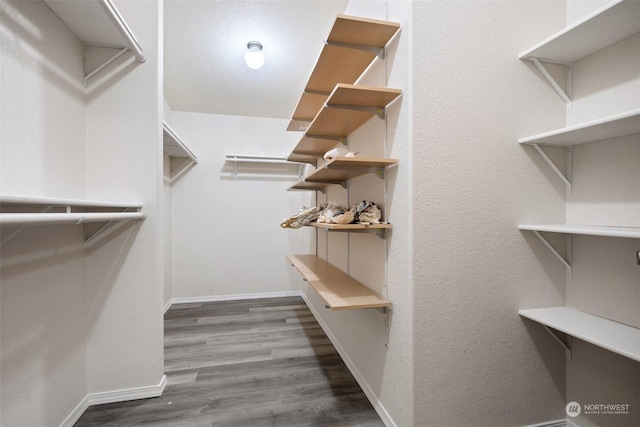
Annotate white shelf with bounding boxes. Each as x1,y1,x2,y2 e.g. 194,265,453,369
519,306,640,362
0,212,144,226
43,0,145,85
0,195,141,209
0,195,145,246
519,109,640,146
519,224,640,239
519,0,640,63
163,121,198,182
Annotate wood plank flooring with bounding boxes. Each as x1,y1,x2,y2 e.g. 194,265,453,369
74,296,384,426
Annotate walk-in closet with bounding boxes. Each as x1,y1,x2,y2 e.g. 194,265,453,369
1,1,638,426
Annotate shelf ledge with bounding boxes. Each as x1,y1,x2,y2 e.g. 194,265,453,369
163,121,198,182
310,222,391,238
44,0,146,86
287,255,391,310
519,306,640,363
0,196,145,247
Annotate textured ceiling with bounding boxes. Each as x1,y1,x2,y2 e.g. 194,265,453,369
163,0,349,119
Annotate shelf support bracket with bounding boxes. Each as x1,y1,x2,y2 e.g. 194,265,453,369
326,103,386,119
542,325,572,361
529,57,573,112
83,46,130,88
324,40,385,60
531,230,572,276
531,144,572,194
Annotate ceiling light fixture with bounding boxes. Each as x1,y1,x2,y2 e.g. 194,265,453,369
244,41,264,70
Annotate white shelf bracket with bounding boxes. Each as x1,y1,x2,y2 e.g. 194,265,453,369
83,46,129,88
531,144,572,194
542,325,573,361
529,57,573,112
324,40,385,60
531,230,572,276
83,207,141,248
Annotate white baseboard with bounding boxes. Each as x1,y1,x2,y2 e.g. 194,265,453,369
166,291,303,310
298,291,396,427
522,419,568,427
60,375,167,427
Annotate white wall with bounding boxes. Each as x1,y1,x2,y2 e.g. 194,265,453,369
411,1,569,426
1,0,164,424
163,99,173,308
0,1,88,425
170,112,313,299
84,0,164,395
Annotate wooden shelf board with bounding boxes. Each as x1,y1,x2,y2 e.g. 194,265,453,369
328,14,400,47
289,137,399,159
305,44,378,94
287,120,311,132
291,92,329,123
519,224,640,239
519,306,640,362
519,109,640,146
305,85,401,138
302,15,400,95
304,157,397,183
311,223,391,230
288,181,331,192
291,137,342,158
287,255,391,310
519,0,640,63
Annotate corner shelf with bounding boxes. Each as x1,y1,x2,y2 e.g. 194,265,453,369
163,121,198,182
0,195,145,247
519,306,640,363
43,0,145,86
287,255,391,310
288,157,397,192
289,15,400,131
305,84,402,139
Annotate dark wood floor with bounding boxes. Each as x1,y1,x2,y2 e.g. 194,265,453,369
74,296,384,426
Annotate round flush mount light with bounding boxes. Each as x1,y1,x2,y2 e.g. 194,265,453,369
244,41,264,70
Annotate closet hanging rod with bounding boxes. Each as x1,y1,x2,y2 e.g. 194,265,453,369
0,195,142,209
0,212,145,226
99,0,145,63
225,154,301,164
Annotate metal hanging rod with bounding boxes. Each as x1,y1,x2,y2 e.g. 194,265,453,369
225,154,306,178
98,0,145,63
0,195,142,209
